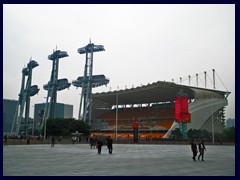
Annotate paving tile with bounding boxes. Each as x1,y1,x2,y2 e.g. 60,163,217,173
3,144,235,176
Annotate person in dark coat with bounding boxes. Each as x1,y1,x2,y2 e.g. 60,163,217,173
198,139,206,161
71,136,76,144
89,137,94,149
107,136,113,154
97,138,103,154
27,137,30,144
191,139,198,161
4,135,7,145
93,136,97,149
51,136,55,147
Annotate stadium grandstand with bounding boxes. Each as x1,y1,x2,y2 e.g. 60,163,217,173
90,79,230,139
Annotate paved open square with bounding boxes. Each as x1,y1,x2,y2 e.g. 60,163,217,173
3,143,235,176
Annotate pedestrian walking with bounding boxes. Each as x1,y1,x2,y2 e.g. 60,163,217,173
51,136,55,147
72,136,76,144
107,136,113,154
89,137,94,149
58,136,62,142
4,135,7,145
97,138,103,154
190,139,198,161
218,138,223,145
93,136,97,149
198,139,206,161
27,137,30,144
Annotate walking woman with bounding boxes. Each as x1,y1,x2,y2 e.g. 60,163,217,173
198,139,206,161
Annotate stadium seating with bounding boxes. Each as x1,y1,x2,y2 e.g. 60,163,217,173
92,106,175,138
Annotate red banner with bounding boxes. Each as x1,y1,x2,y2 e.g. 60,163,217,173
181,96,188,113
174,96,191,123
174,97,181,120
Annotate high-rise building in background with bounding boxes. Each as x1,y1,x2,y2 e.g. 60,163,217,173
3,99,73,135
3,99,18,133
34,102,73,128
225,118,235,128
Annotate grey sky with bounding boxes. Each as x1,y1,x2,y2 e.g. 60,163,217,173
3,4,235,120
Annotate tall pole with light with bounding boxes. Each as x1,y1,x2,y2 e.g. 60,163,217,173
212,69,216,144
115,92,118,141
211,94,215,144
32,105,35,136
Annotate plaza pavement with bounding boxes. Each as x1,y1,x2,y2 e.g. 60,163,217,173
3,143,235,176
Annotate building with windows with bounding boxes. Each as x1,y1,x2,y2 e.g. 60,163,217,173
3,99,18,133
225,118,235,128
34,102,73,129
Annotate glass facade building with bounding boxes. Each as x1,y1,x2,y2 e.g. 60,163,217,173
3,99,18,133
34,102,73,129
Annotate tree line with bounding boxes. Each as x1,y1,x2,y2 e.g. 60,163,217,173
171,127,235,141
41,118,90,137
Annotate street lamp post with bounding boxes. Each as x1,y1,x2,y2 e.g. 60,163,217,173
32,105,34,136
43,97,47,140
212,94,215,144
115,93,118,141
44,115,47,140
150,127,152,141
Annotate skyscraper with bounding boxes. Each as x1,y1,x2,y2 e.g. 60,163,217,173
3,99,18,133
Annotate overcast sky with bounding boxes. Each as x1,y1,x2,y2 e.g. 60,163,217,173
3,4,235,120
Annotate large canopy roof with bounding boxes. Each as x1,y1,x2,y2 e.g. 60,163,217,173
92,81,229,106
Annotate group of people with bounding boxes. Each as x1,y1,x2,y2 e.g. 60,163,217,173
52,135,206,159
190,139,206,161
89,136,113,154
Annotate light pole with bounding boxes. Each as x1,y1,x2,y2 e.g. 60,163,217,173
44,115,47,140
115,92,118,141
32,105,35,136
150,126,152,141
43,97,47,140
212,94,215,144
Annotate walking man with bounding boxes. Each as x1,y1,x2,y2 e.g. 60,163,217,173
107,136,113,154
97,138,103,154
89,137,94,149
51,136,55,147
4,135,7,145
190,139,198,161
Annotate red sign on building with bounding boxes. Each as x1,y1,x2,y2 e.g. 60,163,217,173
174,96,191,123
